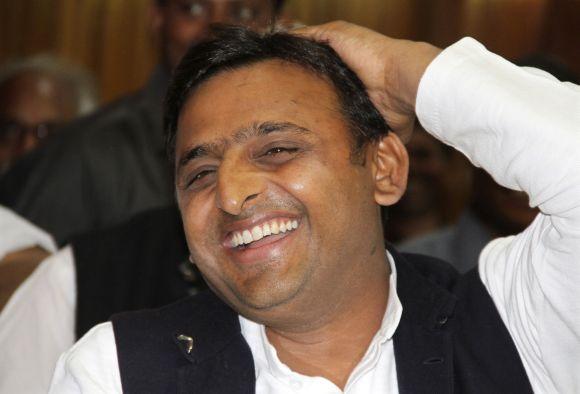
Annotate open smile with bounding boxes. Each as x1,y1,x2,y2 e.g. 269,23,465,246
229,218,300,248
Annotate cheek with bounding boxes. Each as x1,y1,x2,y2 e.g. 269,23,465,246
179,189,218,254
280,158,371,227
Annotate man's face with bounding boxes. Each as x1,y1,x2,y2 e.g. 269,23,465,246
175,61,385,323
0,72,73,171
155,0,275,69
395,128,448,216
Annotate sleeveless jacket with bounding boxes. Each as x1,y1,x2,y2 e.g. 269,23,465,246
112,249,534,393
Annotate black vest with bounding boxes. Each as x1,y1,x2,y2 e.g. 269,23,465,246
112,249,534,393
72,205,206,339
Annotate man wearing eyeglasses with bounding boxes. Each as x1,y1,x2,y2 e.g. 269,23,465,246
0,56,97,174
0,0,284,246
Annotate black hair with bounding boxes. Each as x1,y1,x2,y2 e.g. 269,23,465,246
164,26,390,165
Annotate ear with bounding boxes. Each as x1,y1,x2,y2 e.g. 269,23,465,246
371,133,409,206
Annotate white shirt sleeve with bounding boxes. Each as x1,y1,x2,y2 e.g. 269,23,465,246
49,322,122,394
0,246,76,393
416,37,580,393
0,205,57,261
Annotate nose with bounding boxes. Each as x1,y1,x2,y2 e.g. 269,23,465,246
216,159,266,216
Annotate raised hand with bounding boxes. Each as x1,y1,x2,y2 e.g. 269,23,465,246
296,21,441,142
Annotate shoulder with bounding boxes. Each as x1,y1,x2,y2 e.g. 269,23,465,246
0,90,152,191
111,291,240,362
112,291,226,331
50,322,122,393
397,248,491,300
0,205,56,258
110,292,241,387
63,322,117,366
53,90,160,162
9,89,153,170
396,248,460,290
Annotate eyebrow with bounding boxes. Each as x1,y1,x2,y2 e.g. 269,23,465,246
177,121,311,170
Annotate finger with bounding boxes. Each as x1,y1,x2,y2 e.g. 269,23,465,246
273,18,305,31
292,24,327,41
292,21,347,43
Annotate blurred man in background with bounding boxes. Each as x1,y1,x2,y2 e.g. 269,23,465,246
399,54,578,273
0,55,96,174
384,124,470,243
0,0,283,245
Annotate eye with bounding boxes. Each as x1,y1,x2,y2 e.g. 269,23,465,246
257,146,300,166
263,147,298,156
186,168,216,190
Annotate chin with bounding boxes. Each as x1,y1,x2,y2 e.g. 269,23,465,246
225,272,309,316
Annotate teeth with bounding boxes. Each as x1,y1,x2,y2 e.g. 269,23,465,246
271,221,279,234
231,219,300,248
242,230,252,244
251,226,263,241
263,222,271,236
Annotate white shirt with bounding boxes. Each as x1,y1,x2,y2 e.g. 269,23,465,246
239,252,402,394
0,205,59,393
0,205,56,261
33,37,580,393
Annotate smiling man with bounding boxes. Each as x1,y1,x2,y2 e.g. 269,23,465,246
50,24,580,393
173,60,399,324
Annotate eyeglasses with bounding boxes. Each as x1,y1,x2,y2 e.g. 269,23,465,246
0,118,59,150
170,0,273,24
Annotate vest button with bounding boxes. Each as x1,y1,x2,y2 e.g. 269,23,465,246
176,334,194,354
436,315,448,326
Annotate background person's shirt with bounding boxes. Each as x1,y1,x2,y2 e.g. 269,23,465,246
0,205,59,393
398,211,491,273
0,205,56,261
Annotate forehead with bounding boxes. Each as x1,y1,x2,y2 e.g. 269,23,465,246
0,72,64,122
176,60,345,148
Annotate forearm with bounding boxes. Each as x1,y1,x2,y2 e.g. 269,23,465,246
417,37,580,221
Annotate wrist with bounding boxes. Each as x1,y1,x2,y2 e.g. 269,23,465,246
394,41,441,112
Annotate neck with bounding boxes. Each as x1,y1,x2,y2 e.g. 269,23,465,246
265,262,390,389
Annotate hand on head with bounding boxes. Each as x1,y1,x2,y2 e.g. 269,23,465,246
295,21,441,142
